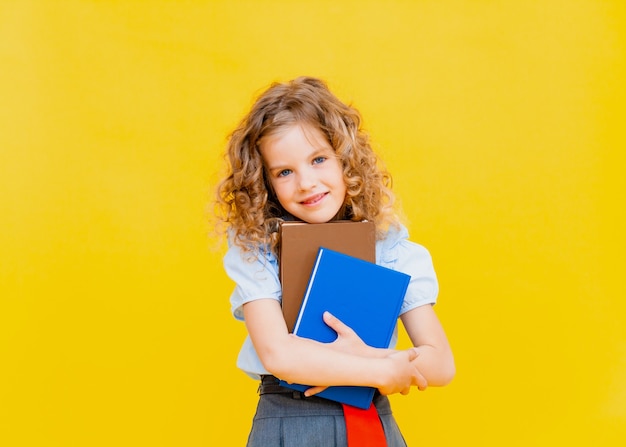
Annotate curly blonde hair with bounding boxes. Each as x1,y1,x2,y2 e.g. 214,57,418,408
216,76,398,256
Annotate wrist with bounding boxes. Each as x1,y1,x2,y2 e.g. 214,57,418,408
368,346,394,358
370,357,394,390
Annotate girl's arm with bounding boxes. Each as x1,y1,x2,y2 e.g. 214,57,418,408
400,304,455,386
316,305,454,389
243,298,423,395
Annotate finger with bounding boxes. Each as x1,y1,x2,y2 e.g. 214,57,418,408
304,385,328,397
415,370,428,391
407,349,428,390
323,311,353,335
406,347,420,362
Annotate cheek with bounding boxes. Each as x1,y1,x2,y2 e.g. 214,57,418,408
327,160,346,184
334,167,348,191
271,181,291,203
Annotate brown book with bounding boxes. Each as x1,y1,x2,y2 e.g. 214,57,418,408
279,220,376,332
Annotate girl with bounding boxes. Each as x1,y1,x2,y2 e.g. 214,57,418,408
216,76,454,446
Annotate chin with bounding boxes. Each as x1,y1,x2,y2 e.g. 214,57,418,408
295,212,336,224
289,204,344,224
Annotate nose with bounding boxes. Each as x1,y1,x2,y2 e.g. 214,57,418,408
297,168,316,191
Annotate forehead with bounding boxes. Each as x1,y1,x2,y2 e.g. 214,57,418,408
261,122,331,152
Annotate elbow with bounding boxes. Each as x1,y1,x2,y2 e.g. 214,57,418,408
440,361,456,386
428,352,456,387
259,349,285,377
437,355,456,386
257,340,297,380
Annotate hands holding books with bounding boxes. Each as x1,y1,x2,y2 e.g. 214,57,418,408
303,311,428,397
379,348,426,396
322,311,378,357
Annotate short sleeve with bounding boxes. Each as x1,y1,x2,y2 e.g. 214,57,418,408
377,225,439,315
223,241,281,321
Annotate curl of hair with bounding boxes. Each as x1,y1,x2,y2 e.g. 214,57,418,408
216,76,398,258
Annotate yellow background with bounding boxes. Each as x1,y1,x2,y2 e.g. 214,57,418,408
1,1,624,445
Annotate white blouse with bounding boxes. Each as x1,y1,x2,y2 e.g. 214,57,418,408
223,223,439,379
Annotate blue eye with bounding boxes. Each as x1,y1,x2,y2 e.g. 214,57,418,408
313,156,326,164
277,169,292,177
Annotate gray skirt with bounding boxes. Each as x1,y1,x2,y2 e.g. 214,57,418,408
246,376,408,447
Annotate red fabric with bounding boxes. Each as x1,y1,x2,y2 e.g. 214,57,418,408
342,402,387,447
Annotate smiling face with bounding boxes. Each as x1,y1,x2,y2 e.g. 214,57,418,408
260,123,347,224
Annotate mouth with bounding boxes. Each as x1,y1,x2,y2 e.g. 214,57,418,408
300,192,328,206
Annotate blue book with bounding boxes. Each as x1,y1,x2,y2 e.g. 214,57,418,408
279,247,411,409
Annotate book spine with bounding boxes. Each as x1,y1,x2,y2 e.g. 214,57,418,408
292,248,325,333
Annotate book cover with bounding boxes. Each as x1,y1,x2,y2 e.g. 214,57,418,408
279,247,411,409
279,220,376,333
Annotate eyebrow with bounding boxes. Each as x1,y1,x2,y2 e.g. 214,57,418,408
266,163,288,173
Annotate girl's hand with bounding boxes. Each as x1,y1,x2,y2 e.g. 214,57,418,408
324,311,429,392
409,348,428,391
303,385,327,397
378,348,423,396
323,311,372,356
